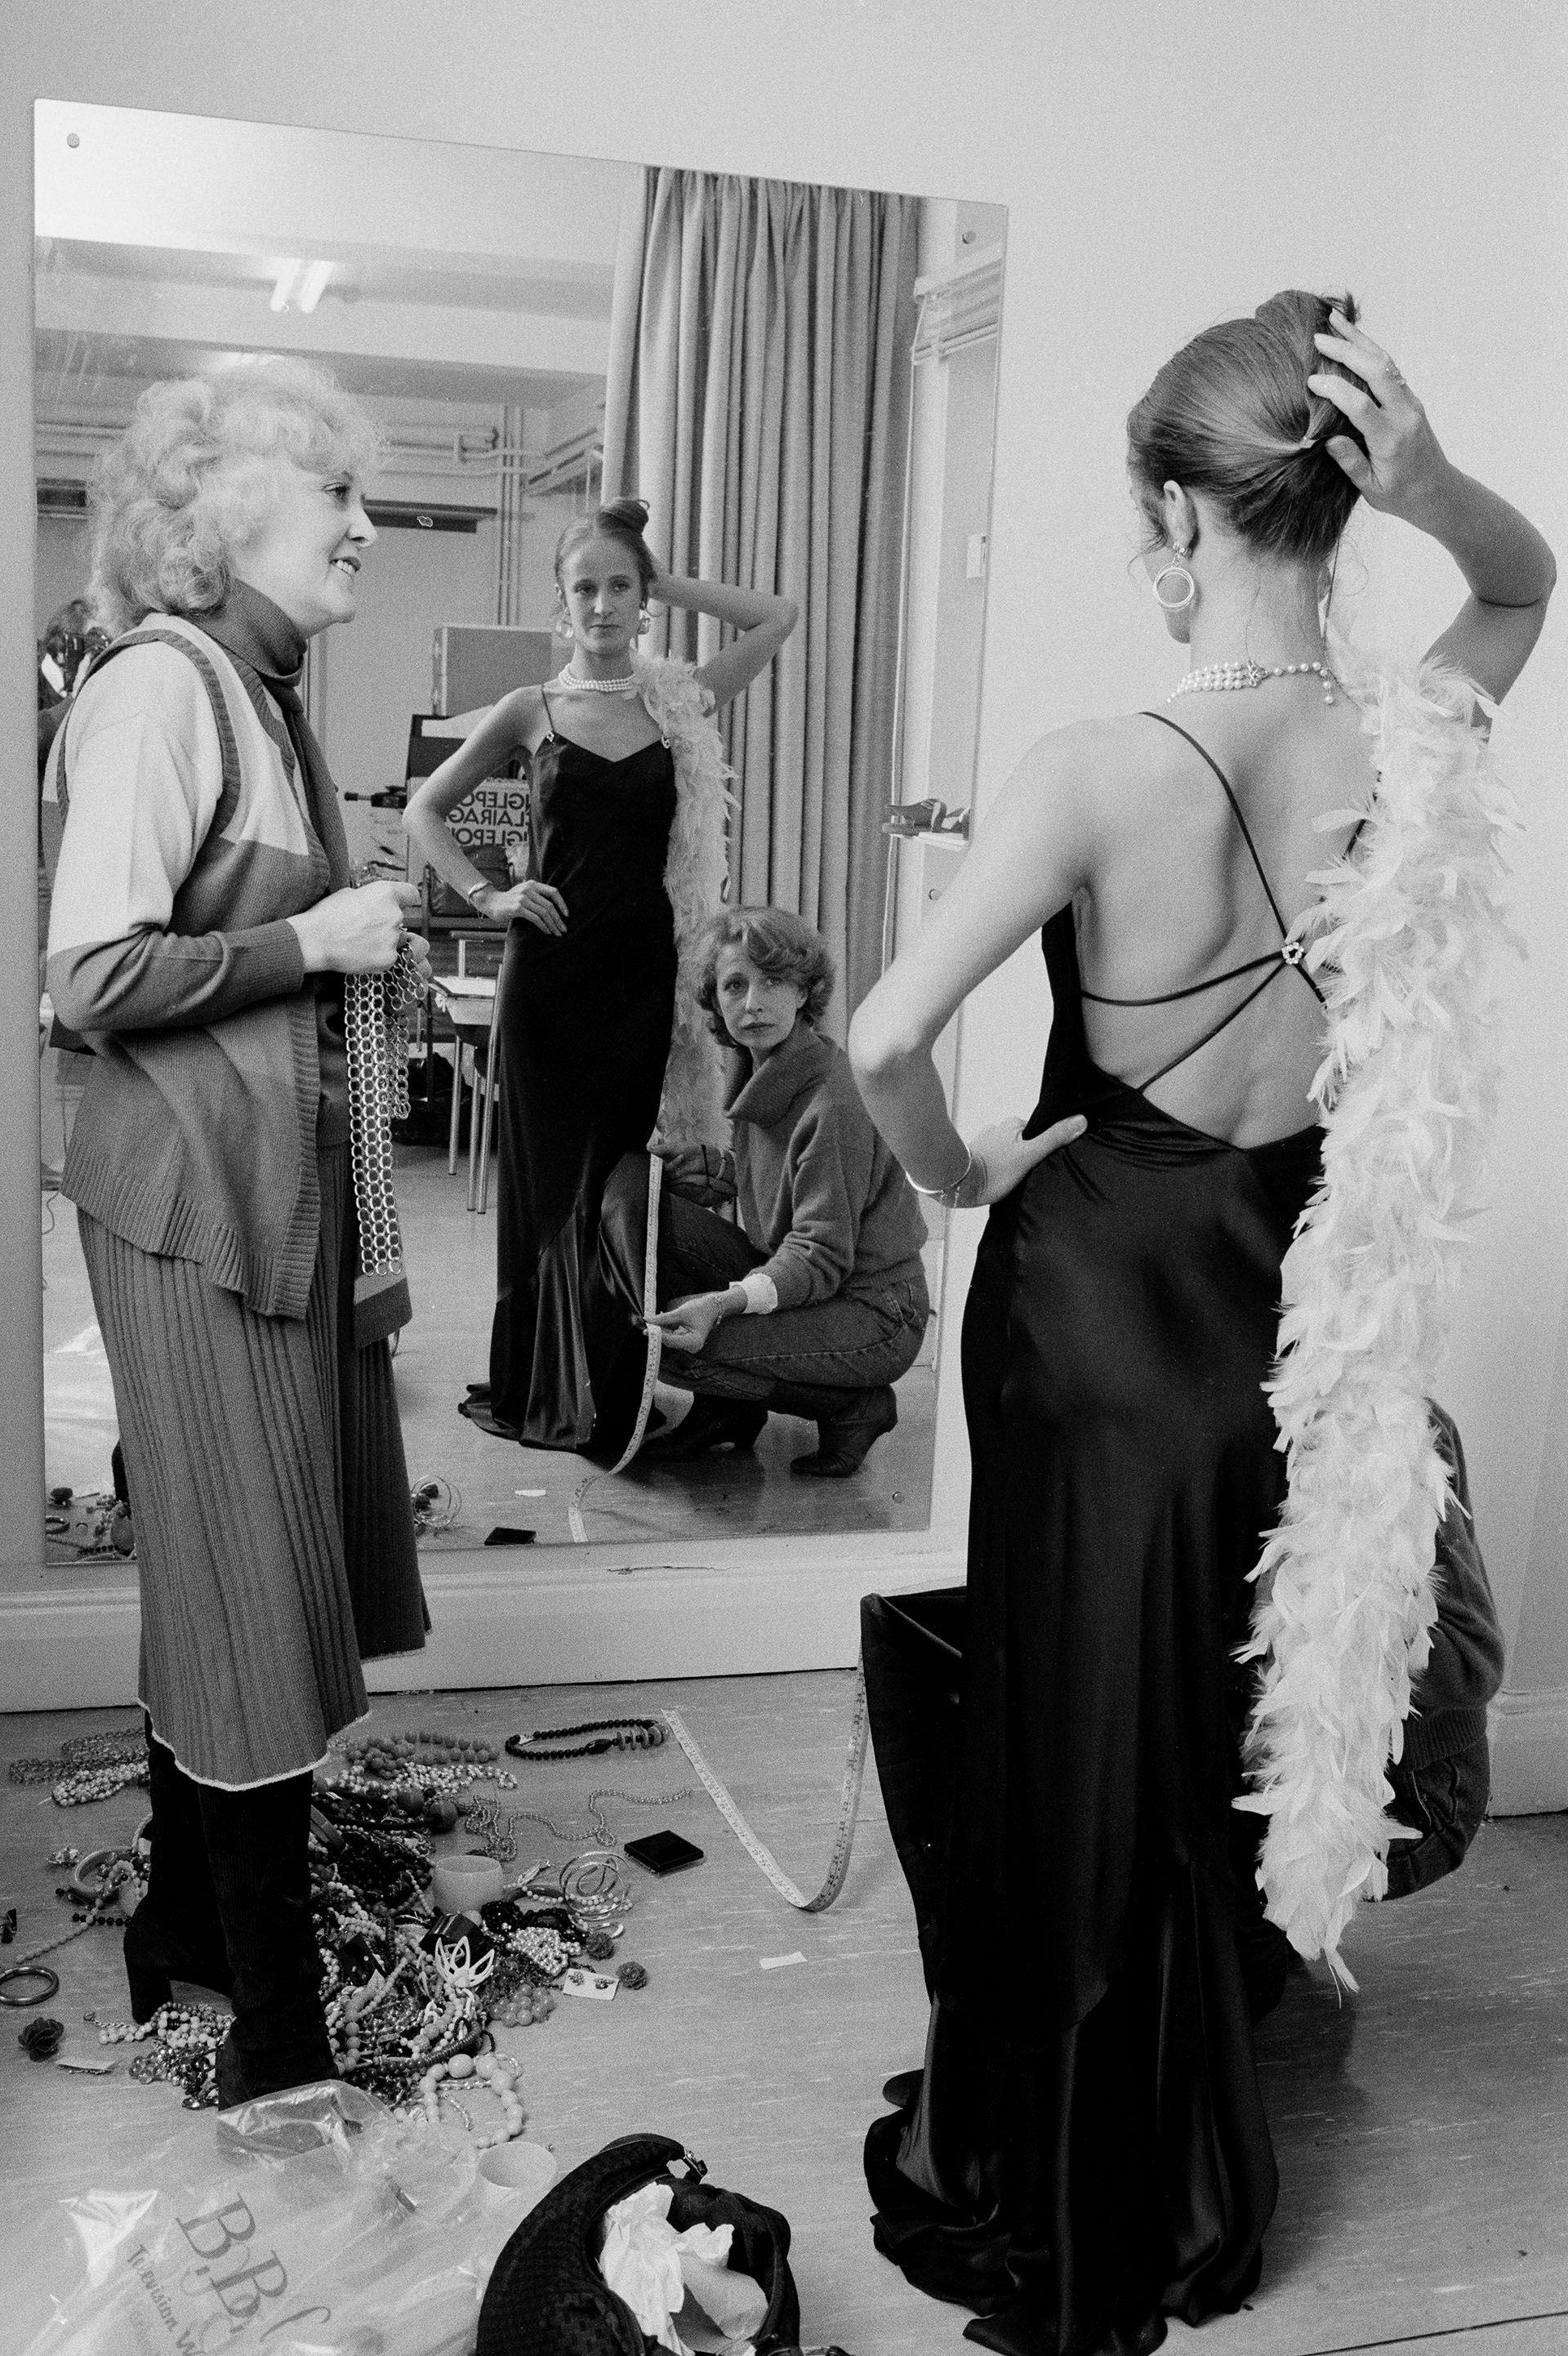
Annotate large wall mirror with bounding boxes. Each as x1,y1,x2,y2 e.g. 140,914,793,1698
30,102,1004,1609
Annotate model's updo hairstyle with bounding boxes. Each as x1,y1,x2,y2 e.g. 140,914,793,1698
1127,290,1369,567
554,496,659,598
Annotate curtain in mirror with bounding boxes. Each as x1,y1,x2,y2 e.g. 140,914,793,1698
604,170,918,1024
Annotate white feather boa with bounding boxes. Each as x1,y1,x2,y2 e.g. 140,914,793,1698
632,653,737,1143
1236,658,1520,1984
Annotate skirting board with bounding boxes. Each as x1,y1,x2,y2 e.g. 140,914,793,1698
0,1542,966,1715
1487,1686,1568,1816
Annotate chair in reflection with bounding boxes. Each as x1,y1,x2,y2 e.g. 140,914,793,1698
427,952,502,1215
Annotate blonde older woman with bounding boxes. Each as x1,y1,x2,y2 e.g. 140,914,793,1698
45,361,426,2103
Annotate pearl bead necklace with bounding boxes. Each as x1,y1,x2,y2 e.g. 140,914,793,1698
558,667,639,694
420,2049,527,2148
1171,658,1338,705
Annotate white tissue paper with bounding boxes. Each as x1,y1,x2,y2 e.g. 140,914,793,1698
599,2181,769,2355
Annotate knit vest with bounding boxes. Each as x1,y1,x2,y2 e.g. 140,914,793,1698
47,620,335,1320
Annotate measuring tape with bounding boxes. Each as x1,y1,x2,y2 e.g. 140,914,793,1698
570,1153,666,1542
663,1663,869,1913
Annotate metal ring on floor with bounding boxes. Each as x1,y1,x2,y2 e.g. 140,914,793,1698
0,1965,62,2007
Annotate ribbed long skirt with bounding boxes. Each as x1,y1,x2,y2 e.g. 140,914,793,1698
77,1140,427,1790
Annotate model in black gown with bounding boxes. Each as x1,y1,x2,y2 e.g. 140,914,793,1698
403,501,797,1459
488,699,679,1448
864,715,1330,2356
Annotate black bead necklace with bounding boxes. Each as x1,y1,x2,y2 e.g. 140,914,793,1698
505,1717,666,1761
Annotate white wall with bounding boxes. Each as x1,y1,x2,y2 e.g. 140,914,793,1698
320,487,586,869
320,519,497,867
2,4,1564,1749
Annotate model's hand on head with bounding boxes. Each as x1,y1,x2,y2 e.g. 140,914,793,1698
1308,311,1449,522
470,879,568,936
288,880,422,974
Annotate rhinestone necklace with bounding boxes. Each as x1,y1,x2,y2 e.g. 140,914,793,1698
1171,658,1338,706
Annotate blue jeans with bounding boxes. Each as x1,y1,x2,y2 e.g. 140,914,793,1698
597,1153,929,1404
1384,1735,1491,1900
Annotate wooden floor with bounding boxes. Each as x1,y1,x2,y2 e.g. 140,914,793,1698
2,1677,1565,2355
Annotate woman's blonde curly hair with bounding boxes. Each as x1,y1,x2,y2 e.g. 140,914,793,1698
87,360,385,637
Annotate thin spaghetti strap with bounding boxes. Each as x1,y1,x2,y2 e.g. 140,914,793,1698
1081,949,1283,1009
540,688,555,737
1141,710,1294,945
1135,963,1287,1096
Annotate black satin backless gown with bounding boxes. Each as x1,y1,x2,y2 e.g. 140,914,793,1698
865,714,1334,2356
488,708,677,1448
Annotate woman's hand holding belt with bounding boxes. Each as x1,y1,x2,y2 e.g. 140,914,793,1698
289,879,423,974
470,878,568,936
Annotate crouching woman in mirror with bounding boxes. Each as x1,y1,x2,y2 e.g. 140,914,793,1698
43,362,430,2104
595,908,933,1477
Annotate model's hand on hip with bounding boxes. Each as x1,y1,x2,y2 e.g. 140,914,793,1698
475,879,568,936
289,881,422,974
966,1114,1088,1206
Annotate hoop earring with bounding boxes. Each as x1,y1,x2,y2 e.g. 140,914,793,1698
1152,553,1197,614
553,604,574,641
636,608,651,638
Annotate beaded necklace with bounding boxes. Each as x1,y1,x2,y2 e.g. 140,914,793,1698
556,668,639,694
8,1725,149,1808
505,1717,667,1761
1171,657,1338,706
460,1784,697,1859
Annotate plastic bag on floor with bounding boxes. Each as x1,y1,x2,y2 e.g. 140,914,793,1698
20,2080,511,2356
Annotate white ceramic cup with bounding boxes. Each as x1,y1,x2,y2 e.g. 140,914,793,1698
431,1851,505,1915
479,2140,558,2214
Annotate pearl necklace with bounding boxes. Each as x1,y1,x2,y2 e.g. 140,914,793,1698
1172,658,1337,706
558,667,639,694
420,2049,528,2148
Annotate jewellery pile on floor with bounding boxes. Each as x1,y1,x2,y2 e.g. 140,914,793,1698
71,1743,662,2119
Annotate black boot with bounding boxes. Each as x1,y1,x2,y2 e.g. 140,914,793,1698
773,1381,898,1478
636,1395,768,1461
122,1723,235,2022
198,1770,337,2105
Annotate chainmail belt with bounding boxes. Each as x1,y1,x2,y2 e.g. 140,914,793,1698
343,942,423,1280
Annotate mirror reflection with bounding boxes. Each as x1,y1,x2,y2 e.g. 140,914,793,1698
35,103,1005,1561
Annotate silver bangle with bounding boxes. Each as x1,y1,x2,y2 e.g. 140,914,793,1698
463,880,492,913
908,1145,973,1208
